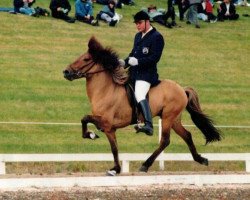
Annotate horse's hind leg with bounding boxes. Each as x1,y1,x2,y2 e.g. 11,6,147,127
172,120,208,166
140,119,171,172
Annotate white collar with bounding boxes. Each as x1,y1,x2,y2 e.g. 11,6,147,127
142,26,153,38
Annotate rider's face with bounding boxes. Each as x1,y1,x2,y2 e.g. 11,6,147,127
135,20,146,33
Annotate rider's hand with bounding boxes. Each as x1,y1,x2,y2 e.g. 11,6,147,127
128,57,138,66
63,8,69,13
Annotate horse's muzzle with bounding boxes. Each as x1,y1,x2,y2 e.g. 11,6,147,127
63,70,74,81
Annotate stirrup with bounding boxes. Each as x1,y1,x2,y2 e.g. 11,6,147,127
134,120,141,130
134,123,153,136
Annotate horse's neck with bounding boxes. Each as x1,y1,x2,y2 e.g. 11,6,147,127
86,72,116,102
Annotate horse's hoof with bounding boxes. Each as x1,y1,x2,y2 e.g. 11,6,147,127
196,157,209,166
89,131,100,140
139,165,148,172
106,170,116,176
83,131,100,140
202,158,209,166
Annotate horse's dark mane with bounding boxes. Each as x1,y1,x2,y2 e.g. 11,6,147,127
88,37,120,72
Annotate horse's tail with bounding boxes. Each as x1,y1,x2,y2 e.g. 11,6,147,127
184,87,222,144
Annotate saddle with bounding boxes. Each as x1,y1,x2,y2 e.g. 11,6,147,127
125,81,160,125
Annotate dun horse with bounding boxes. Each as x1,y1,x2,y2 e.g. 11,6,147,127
63,37,221,176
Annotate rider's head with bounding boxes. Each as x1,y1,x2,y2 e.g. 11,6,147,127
133,11,150,33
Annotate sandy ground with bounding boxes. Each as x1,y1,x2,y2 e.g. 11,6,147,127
0,184,250,200
0,172,249,199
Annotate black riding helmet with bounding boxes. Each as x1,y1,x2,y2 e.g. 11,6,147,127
133,11,150,23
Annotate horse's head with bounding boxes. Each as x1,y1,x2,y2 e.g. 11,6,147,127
63,36,120,81
63,52,95,81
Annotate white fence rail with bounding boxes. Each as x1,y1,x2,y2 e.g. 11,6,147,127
0,153,249,175
1,174,250,188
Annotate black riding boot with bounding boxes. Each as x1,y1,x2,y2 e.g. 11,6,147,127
135,99,153,136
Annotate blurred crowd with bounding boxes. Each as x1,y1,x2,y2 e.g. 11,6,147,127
2,0,248,28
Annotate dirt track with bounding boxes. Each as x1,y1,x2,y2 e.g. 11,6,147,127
0,184,250,200
1,172,249,199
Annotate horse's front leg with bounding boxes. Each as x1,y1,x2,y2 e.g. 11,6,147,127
105,129,121,176
81,115,102,139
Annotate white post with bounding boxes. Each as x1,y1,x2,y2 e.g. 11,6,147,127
0,162,6,175
158,119,165,170
246,160,250,173
122,160,130,173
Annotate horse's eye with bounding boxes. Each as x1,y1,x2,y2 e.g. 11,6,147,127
83,58,91,62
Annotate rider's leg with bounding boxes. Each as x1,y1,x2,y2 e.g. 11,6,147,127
135,80,153,136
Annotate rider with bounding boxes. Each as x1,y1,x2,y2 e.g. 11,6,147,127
123,11,165,136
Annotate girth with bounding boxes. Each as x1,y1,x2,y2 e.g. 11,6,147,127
125,83,138,124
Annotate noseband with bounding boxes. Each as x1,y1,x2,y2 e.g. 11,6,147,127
69,60,105,79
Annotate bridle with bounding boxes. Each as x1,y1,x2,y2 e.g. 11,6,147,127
68,60,106,79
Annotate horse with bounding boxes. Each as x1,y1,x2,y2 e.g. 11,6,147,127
63,36,222,176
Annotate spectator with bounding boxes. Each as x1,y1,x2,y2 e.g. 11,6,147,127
175,0,189,21
49,0,75,23
217,0,239,21
75,0,99,26
165,0,178,27
13,0,37,16
186,0,202,28
96,0,109,4
143,5,173,28
97,0,122,26
116,0,135,8
197,0,217,23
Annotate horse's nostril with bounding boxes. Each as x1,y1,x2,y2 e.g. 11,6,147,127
63,70,70,75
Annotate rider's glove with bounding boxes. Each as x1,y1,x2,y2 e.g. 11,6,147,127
62,8,68,13
128,57,138,66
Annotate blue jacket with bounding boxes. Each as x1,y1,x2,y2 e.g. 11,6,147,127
14,0,36,12
75,0,93,17
99,5,115,18
126,27,164,86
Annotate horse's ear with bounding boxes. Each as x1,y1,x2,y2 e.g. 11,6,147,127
88,36,103,53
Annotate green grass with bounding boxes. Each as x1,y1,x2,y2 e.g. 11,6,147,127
0,0,249,173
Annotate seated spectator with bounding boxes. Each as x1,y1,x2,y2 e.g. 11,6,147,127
197,0,217,23
142,5,173,28
186,0,202,28
96,0,109,4
13,0,37,16
116,0,135,8
34,7,50,17
50,0,75,23
232,0,250,6
97,0,122,26
75,0,99,26
217,0,239,21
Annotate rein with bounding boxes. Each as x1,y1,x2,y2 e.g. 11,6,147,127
69,61,106,78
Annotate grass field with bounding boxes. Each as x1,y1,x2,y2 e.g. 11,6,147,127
0,0,249,173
